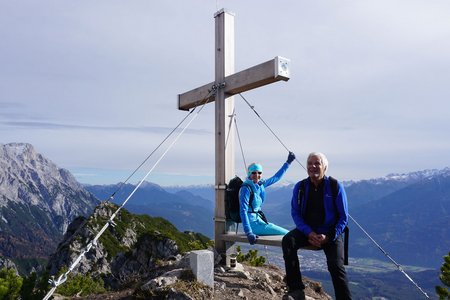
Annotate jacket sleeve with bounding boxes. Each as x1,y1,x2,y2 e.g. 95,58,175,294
239,186,253,235
264,162,290,187
331,181,349,241
291,181,313,236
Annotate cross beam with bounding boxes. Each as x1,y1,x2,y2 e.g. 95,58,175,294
177,9,290,254
178,56,290,111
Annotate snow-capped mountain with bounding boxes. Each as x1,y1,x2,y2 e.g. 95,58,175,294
345,167,450,186
0,143,99,261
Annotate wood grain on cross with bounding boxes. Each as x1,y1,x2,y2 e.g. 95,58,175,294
178,9,290,254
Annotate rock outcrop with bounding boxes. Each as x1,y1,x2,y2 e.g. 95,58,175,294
47,201,210,289
0,256,19,275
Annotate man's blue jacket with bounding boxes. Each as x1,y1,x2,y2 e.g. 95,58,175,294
291,176,349,241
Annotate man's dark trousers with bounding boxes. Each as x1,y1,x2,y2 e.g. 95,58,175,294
282,228,352,300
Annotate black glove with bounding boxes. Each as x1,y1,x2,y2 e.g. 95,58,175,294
287,151,296,164
246,233,258,245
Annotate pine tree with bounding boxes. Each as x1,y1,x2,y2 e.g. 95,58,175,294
436,252,450,300
0,267,23,300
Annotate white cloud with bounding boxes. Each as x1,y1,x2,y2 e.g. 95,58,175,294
1,0,449,185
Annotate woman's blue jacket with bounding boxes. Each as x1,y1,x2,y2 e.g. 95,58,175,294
239,162,290,235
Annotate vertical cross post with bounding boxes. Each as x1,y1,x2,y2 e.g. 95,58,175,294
214,9,235,254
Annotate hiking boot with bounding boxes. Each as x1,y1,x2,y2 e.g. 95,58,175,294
282,289,305,300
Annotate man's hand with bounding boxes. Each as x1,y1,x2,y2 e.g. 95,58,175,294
308,232,328,248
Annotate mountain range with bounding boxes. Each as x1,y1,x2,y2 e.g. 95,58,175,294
87,167,450,270
1,142,449,274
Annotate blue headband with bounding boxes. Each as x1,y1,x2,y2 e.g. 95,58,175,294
248,163,263,177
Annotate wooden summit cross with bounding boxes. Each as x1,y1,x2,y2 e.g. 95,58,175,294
178,9,290,254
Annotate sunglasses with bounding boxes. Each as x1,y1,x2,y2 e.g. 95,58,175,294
251,171,262,175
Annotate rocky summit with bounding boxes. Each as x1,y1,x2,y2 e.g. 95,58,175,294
69,264,331,300
47,202,331,300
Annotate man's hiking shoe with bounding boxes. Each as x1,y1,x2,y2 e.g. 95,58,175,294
282,289,305,300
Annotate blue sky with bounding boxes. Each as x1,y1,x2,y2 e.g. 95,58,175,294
1,1,449,186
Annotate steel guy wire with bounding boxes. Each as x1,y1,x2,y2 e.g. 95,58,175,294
234,116,248,175
106,81,220,201
225,107,247,174
43,87,215,300
106,82,222,201
108,107,198,200
225,108,248,175
349,215,430,299
105,103,206,221
238,93,307,171
225,108,235,152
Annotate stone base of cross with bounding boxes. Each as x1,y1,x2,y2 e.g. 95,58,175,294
178,9,290,255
